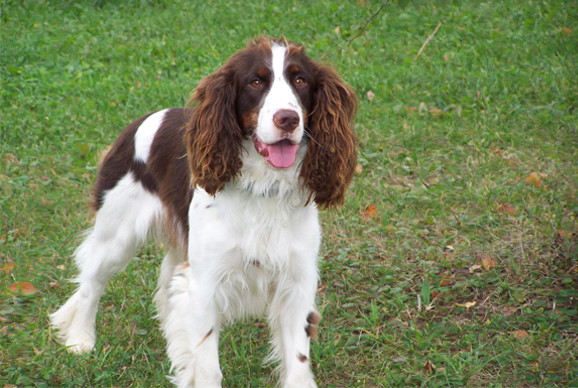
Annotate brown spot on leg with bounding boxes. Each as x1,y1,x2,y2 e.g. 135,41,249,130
195,328,213,348
305,311,321,340
297,353,308,363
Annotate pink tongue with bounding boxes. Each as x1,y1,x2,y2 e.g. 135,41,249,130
266,140,299,168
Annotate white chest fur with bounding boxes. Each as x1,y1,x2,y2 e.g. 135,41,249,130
187,187,321,320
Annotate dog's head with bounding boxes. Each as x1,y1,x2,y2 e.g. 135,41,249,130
185,36,357,207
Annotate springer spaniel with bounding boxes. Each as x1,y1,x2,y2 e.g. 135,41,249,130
51,37,357,388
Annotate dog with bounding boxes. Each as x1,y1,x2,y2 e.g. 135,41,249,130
50,36,357,388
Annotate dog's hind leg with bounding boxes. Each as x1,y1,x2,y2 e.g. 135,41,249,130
50,173,163,354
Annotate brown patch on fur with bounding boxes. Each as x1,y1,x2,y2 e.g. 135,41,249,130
300,64,357,209
241,111,259,130
288,64,300,73
185,59,244,195
305,311,321,340
195,328,213,348
297,353,309,363
93,111,157,211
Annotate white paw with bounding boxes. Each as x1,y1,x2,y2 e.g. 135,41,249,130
65,336,95,354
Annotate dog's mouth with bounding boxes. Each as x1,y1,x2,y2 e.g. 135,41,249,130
252,136,299,169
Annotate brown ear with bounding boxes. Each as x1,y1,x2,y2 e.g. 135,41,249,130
300,65,357,208
185,66,244,195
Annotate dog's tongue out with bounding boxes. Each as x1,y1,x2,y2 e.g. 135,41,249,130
253,137,299,169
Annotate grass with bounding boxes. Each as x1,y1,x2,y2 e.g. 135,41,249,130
1,0,577,386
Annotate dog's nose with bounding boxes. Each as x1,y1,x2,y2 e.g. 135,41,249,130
273,109,300,132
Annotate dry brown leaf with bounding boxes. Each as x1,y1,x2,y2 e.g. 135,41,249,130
440,279,452,287
444,56,450,61
429,108,442,117
469,264,482,273
557,230,573,239
525,172,542,187
334,26,340,35
3,153,18,164
49,281,59,289
355,163,363,175
456,301,476,309
482,257,496,270
561,27,573,35
498,203,516,214
360,205,378,220
8,281,37,294
407,106,418,113
1,263,14,272
423,359,437,373
1,326,8,335
367,91,375,101
513,330,529,340
359,0,366,5
431,291,440,299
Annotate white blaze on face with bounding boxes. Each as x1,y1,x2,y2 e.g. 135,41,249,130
254,44,304,169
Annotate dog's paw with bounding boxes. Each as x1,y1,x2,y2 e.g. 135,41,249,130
65,336,95,354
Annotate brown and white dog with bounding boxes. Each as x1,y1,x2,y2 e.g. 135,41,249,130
51,37,357,388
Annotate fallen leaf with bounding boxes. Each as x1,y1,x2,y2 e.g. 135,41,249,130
557,230,573,239
456,301,476,309
41,175,50,181
525,172,542,187
3,153,18,164
367,91,375,101
423,359,437,373
407,106,418,113
431,291,440,298
355,163,363,175
7,281,37,294
513,330,529,340
360,205,378,220
440,279,452,287
1,263,14,272
469,264,482,273
49,281,59,289
359,0,366,5
444,56,450,61
561,27,573,35
1,326,8,335
498,203,516,214
429,108,442,117
482,257,496,270
334,26,340,35
41,198,54,206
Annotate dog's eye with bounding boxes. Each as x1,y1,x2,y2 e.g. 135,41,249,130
294,77,306,87
250,79,262,88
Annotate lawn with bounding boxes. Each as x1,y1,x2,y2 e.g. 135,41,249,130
1,0,577,387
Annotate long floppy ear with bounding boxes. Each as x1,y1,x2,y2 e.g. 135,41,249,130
300,65,358,208
184,66,244,195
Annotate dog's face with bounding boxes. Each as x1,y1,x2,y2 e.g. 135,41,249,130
186,37,357,207
234,40,317,169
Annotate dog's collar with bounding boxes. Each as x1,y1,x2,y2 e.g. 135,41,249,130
243,180,281,197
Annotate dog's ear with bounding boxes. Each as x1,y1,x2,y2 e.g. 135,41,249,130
185,65,244,195
300,64,357,208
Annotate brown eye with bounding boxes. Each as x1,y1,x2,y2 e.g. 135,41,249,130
294,77,306,87
250,79,262,88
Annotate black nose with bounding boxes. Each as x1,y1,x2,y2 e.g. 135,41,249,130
273,109,300,132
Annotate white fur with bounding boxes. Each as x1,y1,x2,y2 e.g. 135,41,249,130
257,44,304,145
50,173,166,354
134,109,168,163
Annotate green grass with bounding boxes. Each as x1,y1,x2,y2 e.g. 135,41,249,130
2,0,577,387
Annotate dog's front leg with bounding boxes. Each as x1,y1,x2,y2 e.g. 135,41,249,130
269,267,320,388
163,263,223,388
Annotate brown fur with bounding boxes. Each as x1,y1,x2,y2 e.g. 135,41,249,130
184,64,244,195
300,64,358,208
